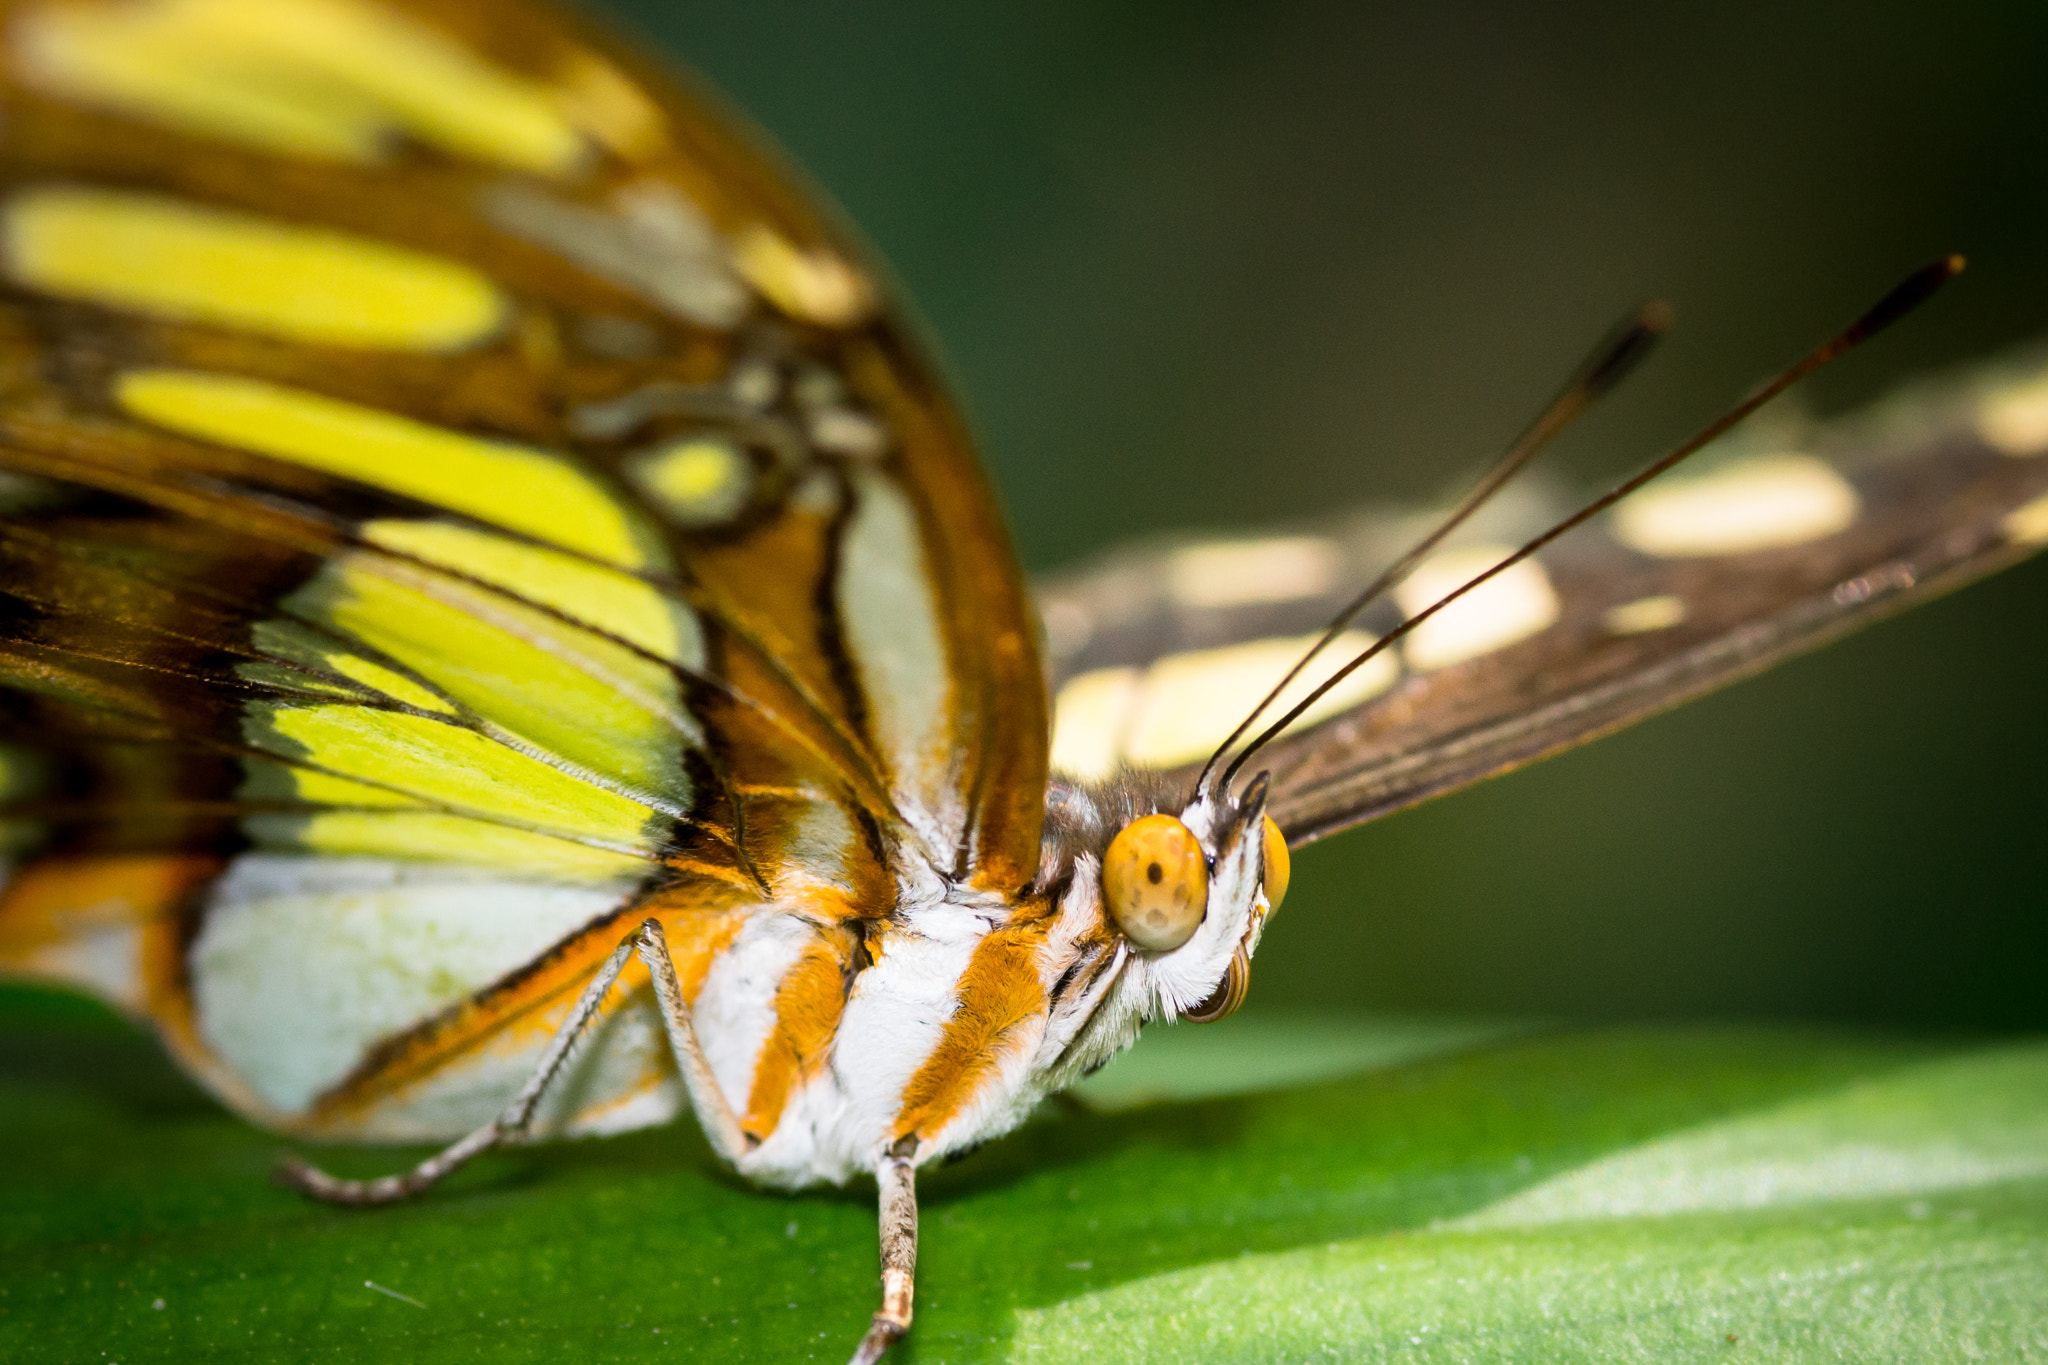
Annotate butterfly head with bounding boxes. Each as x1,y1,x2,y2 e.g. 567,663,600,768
1047,771,1288,1045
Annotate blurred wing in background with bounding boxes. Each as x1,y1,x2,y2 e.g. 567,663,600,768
1040,351,2048,843
0,0,1046,1138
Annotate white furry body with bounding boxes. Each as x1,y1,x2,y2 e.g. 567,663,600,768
160,779,1272,1189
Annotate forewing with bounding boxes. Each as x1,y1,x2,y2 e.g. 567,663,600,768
0,0,1046,884
1039,352,2048,842
0,0,1047,1133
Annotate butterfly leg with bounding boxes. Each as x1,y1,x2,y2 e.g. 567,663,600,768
847,1143,919,1365
278,917,745,1204
631,917,748,1164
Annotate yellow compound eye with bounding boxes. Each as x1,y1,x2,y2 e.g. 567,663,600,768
1261,816,1291,918
1102,813,1209,952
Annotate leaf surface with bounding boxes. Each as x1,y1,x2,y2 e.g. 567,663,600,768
1,984,2041,1363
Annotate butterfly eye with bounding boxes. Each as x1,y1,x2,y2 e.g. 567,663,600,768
1102,813,1208,951
1260,817,1291,919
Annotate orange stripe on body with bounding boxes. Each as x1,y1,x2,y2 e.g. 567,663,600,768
890,921,1048,1144
739,921,856,1141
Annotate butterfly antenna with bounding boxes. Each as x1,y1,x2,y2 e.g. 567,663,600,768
1193,299,1673,796
1218,253,1965,792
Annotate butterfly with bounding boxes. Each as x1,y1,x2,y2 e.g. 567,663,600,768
0,1,2043,1362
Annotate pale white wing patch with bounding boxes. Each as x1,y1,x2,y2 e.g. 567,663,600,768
836,469,957,843
1612,454,1860,558
1976,366,2048,457
1124,632,1397,767
2003,492,2048,546
1049,631,1396,781
1393,545,1561,671
1166,537,1340,609
1046,668,1141,780
189,855,637,1118
476,181,750,330
1047,534,1574,780
1603,593,1688,635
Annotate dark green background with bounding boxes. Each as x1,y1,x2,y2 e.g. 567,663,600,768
605,0,2048,1030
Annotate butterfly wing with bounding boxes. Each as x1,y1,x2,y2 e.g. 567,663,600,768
1040,353,2048,842
0,0,1046,1137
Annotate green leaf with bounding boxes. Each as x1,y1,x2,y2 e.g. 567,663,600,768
2,982,2042,1363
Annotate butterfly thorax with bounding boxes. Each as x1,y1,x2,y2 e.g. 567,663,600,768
701,768,1268,1189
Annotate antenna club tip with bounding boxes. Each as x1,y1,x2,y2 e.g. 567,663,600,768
1640,298,1676,332
1846,256,1965,344
1945,252,1968,275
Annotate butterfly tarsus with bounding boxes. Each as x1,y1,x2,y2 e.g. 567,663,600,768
273,1124,503,1206
847,1150,919,1365
276,917,748,1206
